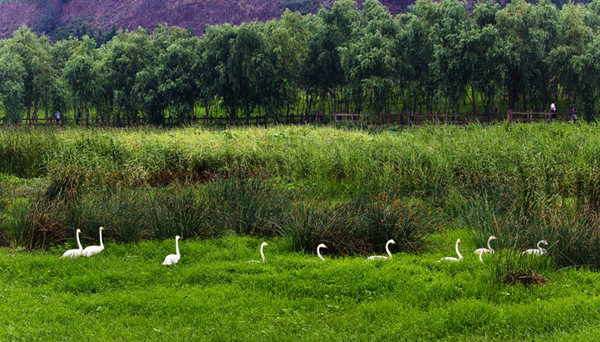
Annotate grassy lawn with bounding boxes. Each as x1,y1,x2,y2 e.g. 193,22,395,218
2,232,600,341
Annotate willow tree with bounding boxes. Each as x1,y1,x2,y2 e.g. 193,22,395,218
2,26,57,122
340,0,398,115
103,28,155,124
0,52,25,123
62,36,101,122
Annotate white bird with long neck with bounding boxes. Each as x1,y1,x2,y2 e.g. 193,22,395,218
367,239,396,261
82,227,105,257
249,242,268,263
61,229,83,258
522,240,548,255
162,235,182,266
478,249,490,263
317,243,327,261
439,239,462,262
475,235,498,258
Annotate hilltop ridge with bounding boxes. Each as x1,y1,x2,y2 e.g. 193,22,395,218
0,0,412,39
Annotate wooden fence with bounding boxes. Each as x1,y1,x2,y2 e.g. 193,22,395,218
4,110,573,127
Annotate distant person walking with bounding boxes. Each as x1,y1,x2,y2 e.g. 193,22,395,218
55,110,61,124
550,101,556,119
571,106,578,124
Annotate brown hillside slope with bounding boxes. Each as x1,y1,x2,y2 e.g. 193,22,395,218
0,0,412,39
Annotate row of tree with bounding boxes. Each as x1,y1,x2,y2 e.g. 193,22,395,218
2,0,600,125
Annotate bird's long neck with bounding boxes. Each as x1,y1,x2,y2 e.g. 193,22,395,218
76,231,82,250
260,245,265,263
537,241,542,250
385,241,393,258
317,246,324,261
175,238,180,256
99,229,104,248
455,241,462,259
487,237,494,252
479,252,484,263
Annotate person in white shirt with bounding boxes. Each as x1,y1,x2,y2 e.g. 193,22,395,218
550,101,556,119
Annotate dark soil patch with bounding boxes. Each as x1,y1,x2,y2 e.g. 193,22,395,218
148,169,220,186
502,269,548,286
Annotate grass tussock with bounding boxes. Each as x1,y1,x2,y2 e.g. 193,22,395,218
5,198,66,250
280,195,437,256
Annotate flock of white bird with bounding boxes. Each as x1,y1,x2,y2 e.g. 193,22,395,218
437,236,548,263
62,227,549,265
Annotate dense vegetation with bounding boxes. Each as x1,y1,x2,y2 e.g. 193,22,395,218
2,0,600,125
3,123,600,340
0,123,599,269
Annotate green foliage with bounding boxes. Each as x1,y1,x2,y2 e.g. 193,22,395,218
3,236,600,340
5,0,600,123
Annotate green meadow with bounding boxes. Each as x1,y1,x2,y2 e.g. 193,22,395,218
2,123,600,340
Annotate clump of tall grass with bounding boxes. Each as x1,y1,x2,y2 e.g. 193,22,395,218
203,176,296,237
0,127,56,178
279,194,437,256
543,203,600,269
457,180,600,269
488,250,552,286
147,187,218,239
5,198,66,250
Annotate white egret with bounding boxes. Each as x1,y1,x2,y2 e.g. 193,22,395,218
439,239,462,262
82,227,105,257
316,243,327,261
162,235,182,266
61,229,83,258
367,239,396,261
475,235,498,258
248,242,268,263
522,240,548,255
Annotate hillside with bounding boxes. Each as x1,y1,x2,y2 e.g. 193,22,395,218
0,0,413,40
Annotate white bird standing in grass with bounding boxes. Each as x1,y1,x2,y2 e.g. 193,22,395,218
478,249,490,263
249,242,268,263
475,235,498,259
82,227,105,257
522,240,548,255
316,243,327,261
162,235,181,266
367,239,396,261
61,229,83,258
439,239,462,262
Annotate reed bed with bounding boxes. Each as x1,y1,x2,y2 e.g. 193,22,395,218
2,123,600,268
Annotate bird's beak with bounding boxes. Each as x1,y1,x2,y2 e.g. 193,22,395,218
324,245,328,248
265,243,269,246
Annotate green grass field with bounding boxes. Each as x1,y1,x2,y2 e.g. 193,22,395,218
2,123,600,340
2,232,600,341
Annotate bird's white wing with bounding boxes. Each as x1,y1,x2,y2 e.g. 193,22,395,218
474,248,490,255
162,254,180,266
366,255,388,261
61,249,82,258
522,249,540,255
438,257,460,262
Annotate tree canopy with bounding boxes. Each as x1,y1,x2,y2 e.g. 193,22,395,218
2,0,600,124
